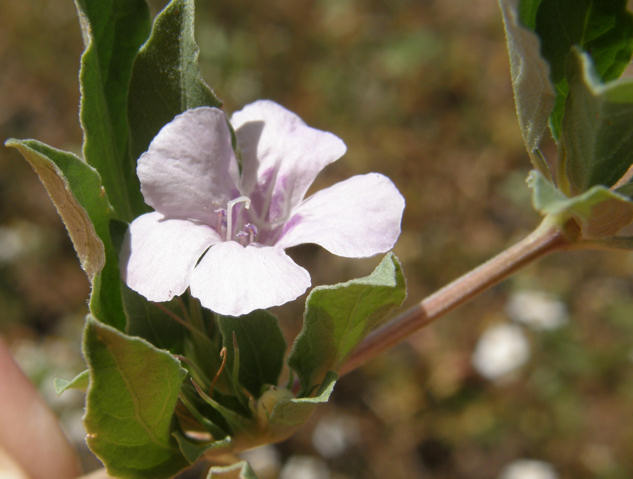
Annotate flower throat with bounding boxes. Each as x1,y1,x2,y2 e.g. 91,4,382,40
214,196,258,245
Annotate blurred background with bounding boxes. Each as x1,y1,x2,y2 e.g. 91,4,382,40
2,1,633,478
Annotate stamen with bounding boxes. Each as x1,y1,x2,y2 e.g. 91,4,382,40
244,223,258,243
235,231,249,246
214,208,226,233
234,223,259,246
225,196,251,241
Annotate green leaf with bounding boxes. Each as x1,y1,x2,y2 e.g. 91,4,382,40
55,370,89,394
528,0,633,138
83,317,188,479
534,0,633,85
5,140,105,277
265,372,337,438
216,311,286,398
176,374,338,458
177,389,230,441
188,382,256,444
121,287,188,353
528,169,633,237
5,139,126,330
528,169,567,213
499,0,555,173
517,0,543,29
173,432,232,464
561,50,633,194
289,254,406,394
75,0,151,221
128,0,222,160
207,461,258,479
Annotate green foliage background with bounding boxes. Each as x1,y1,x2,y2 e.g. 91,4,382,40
2,1,633,477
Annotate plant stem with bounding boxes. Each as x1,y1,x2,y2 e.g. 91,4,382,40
339,220,570,376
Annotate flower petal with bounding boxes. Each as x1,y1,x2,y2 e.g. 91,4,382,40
189,242,311,316
121,212,220,302
137,107,239,224
231,100,347,225
276,173,405,257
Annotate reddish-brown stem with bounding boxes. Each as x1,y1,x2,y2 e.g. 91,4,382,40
154,302,191,331
339,222,570,376
208,347,228,396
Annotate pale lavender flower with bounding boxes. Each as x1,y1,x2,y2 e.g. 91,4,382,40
120,100,405,316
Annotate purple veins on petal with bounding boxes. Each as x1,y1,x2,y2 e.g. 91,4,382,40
122,100,405,317
278,213,302,240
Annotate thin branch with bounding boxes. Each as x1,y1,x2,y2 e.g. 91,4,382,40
208,347,228,396
177,296,192,323
340,221,570,376
154,302,210,343
154,302,190,330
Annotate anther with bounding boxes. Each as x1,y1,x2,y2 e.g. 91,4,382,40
244,223,258,243
235,231,249,245
214,208,227,233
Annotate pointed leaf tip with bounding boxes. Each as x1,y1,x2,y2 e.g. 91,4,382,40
128,0,222,159
54,370,89,394
289,253,406,393
75,0,151,221
6,138,127,330
498,0,555,172
5,139,106,279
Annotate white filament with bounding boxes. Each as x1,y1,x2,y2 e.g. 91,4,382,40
225,196,251,241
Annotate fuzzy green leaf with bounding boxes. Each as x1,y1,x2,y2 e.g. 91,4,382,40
173,433,232,464
216,311,286,398
5,140,105,278
75,0,151,221
55,370,89,394
5,139,126,330
561,50,633,194
83,317,188,479
128,0,222,160
528,170,633,237
517,0,543,29
289,254,406,394
120,287,188,353
528,0,633,138
499,0,555,173
266,372,337,436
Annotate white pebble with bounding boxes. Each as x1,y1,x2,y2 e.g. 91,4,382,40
498,459,558,479
506,291,568,330
472,323,530,381
279,455,330,479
